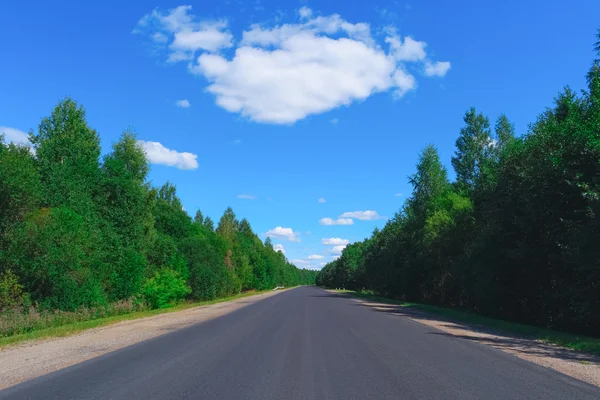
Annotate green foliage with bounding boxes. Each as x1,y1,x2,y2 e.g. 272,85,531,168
31,98,101,219
141,269,191,309
318,31,600,337
0,269,28,311
6,207,106,311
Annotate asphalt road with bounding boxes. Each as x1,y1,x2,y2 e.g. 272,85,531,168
1,286,598,399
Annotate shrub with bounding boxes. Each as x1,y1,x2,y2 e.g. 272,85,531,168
141,269,190,309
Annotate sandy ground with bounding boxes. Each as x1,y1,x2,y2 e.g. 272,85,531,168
348,295,600,387
0,290,284,390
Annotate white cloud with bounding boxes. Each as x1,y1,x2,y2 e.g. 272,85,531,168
232,139,242,145
237,194,256,200
305,231,312,235
135,6,233,62
273,243,285,254
386,35,427,62
176,99,191,108
322,238,350,246
137,7,450,124
395,193,403,197
0,126,31,147
331,245,347,255
339,210,382,221
318,197,326,203
308,254,324,260
266,226,301,242
298,6,313,19
138,140,198,170
330,118,339,125
424,61,451,77
319,217,354,226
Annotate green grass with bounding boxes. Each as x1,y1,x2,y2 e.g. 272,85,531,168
0,290,272,348
332,289,600,356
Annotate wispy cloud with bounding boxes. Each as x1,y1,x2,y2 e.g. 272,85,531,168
308,254,324,260
237,194,256,200
318,197,326,204
175,99,191,108
319,217,354,226
339,210,382,220
138,140,198,170
395,193,404,197
424,61,451,77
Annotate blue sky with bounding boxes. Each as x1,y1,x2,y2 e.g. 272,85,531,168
1,0,599,269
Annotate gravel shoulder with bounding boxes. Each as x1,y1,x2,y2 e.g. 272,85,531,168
343,293,600,387
0,290,285,390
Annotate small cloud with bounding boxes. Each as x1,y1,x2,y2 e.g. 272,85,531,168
305,231,312,235
232,139,242,145
0,126,31,147
424,61,451,77
273,243,285,254
266,226,301,242
237,194,256,200
318,198,326,204
175,99,191,108
322,238,350,246
330,118,339,125
332,255,341,260
339,210,382,221
331,245,347,255
308,254,324,260
266,196,273,202
395,193,404,197
138,140,198,170
319,217,354,226
298,6,312,19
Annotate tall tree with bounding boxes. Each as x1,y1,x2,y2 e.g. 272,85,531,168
451,108,492,192
31,98,101,219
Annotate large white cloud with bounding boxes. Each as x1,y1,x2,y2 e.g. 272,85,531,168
266,226,301,242
138,140,198,170
319,217,354,226
136,6,450,124
322,238,350,246
339,210,382,221
0,126,31,147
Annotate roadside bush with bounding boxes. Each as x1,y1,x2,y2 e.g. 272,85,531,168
141,269,191,309
0,269,29,311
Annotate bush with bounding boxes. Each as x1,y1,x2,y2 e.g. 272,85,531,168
141,269,191,309
0,270,28,311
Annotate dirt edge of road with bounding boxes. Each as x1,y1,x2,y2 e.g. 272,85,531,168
0,289,287,390
337,291,600,387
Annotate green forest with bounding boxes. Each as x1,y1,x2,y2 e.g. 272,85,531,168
317,32,600,337
0,99,316,326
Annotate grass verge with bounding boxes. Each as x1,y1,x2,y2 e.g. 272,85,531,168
0,290,273,348
331,289,600,356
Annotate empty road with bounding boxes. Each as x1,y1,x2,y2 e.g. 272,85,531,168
1,286,598,399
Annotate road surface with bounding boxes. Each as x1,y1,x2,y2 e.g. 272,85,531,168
1,286,598,399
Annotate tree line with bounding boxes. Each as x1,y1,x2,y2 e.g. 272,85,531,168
317,31,600,337
0,99,316,312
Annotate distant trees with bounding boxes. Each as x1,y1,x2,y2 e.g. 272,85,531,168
0,99,316,313
317,30,600,337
